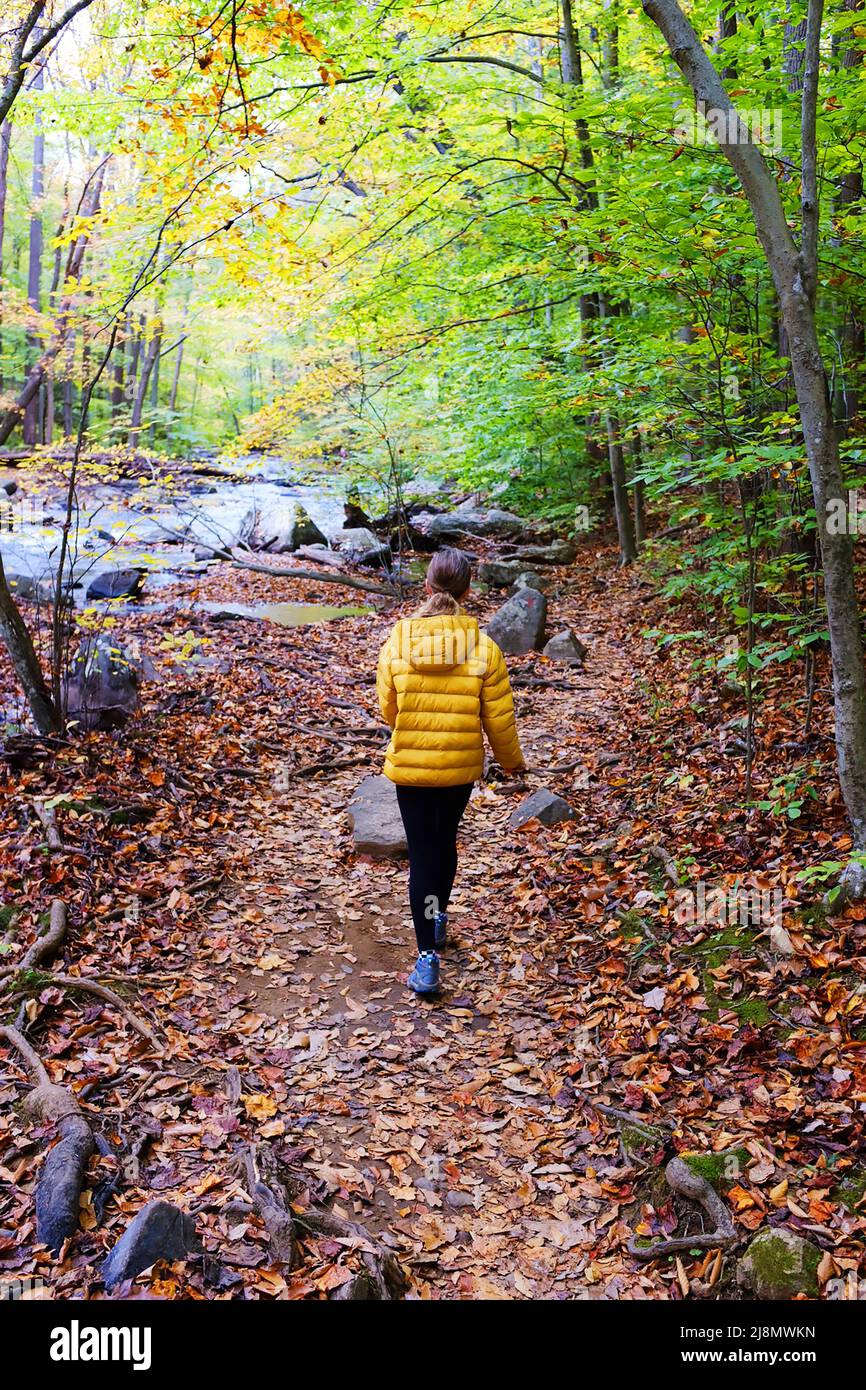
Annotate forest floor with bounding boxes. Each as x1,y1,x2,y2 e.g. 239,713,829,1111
1,529,865,1300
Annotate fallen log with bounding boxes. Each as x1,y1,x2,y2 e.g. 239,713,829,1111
293,544,348,570
228,556,399,598
0,1024,95,1255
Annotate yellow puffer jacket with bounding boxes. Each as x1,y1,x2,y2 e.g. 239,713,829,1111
376,611,523,786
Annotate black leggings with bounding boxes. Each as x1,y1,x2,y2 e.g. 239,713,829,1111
395,783,473,951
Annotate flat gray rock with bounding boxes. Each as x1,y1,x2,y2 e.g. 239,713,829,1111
335,526,380,557
485,586,547,654
510,788,577,830
347,775,407,858
421,508,525,539
477,559,524,588
543,628,587,665
501,540,577,565
86,568,146,600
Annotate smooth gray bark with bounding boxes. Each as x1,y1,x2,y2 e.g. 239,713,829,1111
642,0,866,845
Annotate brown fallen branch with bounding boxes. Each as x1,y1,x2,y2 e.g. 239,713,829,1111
585,1097,674,1138
293,720,385,749
0,898,67,981
33,799,63,852
511,675,588,691
292,545,348,570
228,557,397,598
628,1157,736,1263
102,872,224,922
0,1024,95,1255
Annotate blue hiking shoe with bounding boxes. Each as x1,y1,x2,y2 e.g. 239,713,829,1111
433,912,448,950
407,951,440,995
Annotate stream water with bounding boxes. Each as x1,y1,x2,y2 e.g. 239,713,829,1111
0,454,378,613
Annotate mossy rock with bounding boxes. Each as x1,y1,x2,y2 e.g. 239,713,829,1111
737,1227,821,1300
682,1148,749,1191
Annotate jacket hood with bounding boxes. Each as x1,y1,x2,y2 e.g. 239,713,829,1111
404,614,481,673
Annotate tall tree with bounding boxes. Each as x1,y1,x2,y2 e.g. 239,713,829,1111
22,44,45,446
641,0,866,870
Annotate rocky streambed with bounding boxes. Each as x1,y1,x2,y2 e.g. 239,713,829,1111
0,452,363,608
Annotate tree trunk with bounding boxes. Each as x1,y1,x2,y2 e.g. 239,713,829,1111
0,551,59,734
0,119,11,392
23,51,45,447
606,414,637,564
148,332,161,446
642,0,866,847
0,157,107,445
716,2,737,78
110,317,128,416
631,434,647,545
168,336,185,419
833,0,864,433
129,326,160,439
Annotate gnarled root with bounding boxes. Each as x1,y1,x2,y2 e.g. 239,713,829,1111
0,1024,95,1255
628,1156,736,1263
0,898,67,980
296,1203,407,1299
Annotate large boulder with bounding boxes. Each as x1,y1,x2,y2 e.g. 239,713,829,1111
86,568,146,601
6,572,56,604
64,635,142,731
510,789,577,830
511,570,545,593
543,629,587,666
334,527,380,557
241,502,327,553
501,540,577,566
347,775,407,858
419,508,525,540
485,587,547,655
101,1201,201,1290
737,1228,821,1301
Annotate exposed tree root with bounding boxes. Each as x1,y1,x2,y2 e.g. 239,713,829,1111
0,897,67,980
642,841,680,886
44,974,164,1051
0,1023,95,1255
295,1203,407,1299
33,799,63,852
241,1145,296,1267
627,1157,736,1263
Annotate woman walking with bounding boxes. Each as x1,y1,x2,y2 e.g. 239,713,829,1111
376,547,524,995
